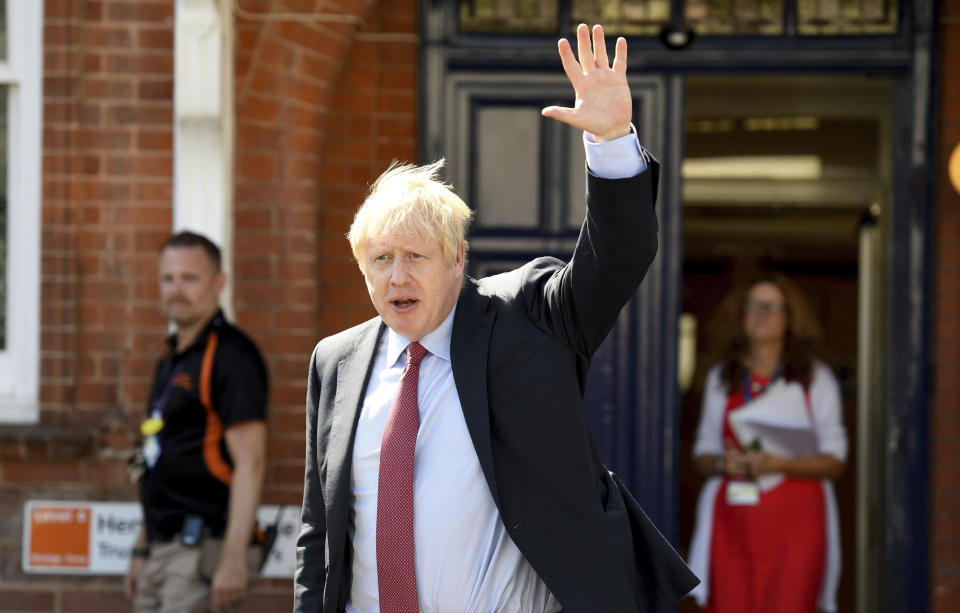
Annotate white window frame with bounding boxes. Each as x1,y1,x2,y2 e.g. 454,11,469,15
173,0,234,317
0,1,43,423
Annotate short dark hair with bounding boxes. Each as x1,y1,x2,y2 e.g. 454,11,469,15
159,231,222,271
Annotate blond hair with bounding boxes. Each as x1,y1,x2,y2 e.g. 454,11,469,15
348,159,473,272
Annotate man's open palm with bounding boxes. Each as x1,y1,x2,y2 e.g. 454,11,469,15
542,24,632,142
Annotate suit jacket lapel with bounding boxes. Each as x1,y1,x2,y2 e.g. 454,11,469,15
451,279,499,507
325,320,385,563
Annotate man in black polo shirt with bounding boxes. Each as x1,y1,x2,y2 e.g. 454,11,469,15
125,231,269,613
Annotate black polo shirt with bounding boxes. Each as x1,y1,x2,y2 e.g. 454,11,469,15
139,311,268,542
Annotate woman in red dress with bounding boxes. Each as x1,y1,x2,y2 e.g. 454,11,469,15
687,273,847,613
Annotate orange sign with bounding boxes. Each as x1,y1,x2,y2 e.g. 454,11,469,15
27,505,91,569
22,501,294,576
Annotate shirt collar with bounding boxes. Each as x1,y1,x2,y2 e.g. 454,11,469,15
166,309,225,355
384,305,457,367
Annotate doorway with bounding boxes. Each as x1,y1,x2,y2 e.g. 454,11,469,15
676,74,892,613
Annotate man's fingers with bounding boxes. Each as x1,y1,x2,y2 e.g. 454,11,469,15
213,584,230,612
557,39,581,85
575,23,593,72
213,582,245,611
612,36,628,73
541,105,578,124
542,106,597,132
592,25,608,68
213,590,240,613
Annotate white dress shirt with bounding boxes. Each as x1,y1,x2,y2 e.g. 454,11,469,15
347,129,647,613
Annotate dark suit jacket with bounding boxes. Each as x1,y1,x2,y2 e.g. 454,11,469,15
295,161,699,613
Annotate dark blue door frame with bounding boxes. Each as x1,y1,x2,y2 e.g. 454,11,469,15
884,0,937,608
419,2,938,610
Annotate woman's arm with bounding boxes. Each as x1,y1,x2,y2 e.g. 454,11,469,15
745,451,845,480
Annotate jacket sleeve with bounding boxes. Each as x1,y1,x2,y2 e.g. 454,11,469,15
522,156,660,357
521,159,660,358
294,343,327,612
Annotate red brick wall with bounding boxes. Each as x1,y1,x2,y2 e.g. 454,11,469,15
40,0,174,431
232,0,418,507
0,1,177,610
934,3,960,612
1,0,176,609
0,0,418,611
317,0,419,333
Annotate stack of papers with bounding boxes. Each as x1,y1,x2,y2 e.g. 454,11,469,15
728,380,819,458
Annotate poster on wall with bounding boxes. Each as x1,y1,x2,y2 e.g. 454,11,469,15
22,501,298,577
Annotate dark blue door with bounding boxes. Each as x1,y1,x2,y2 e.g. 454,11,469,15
425,71,685,539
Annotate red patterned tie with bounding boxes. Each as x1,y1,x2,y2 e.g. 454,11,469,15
377,341,427,613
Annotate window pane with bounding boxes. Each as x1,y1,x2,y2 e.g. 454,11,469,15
566,123,587,229
685,0,784,35
474,106,541,229
572,0,671,35
798,0,898,35
460,0,558,33
0,85,6,349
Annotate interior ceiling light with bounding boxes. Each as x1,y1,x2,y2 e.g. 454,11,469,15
743,116,820,131
687,117,820,133
682,155,823,180
659,25,695,49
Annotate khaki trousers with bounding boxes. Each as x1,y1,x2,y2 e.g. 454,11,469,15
133,540,212,613
134,539,261,613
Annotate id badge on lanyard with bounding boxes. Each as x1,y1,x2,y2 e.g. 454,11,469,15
726,481,760,505
725,368,781,506
141,361,182,469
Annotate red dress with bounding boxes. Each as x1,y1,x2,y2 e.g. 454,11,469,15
704,374,826,613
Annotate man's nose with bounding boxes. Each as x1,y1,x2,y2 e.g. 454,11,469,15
389,260,410,285
164,279,184,295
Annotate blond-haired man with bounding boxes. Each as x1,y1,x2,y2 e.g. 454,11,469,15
295,24,698,613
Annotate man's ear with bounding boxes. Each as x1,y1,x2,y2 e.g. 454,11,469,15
215,271,227,294
455,243,466,272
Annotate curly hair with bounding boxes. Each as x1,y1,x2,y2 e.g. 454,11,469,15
708,272,824,390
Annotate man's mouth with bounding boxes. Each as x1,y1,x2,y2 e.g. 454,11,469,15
391,299,418,308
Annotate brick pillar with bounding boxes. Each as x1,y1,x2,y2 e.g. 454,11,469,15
317,0,419,333
933,2,960,612
233,0,419,514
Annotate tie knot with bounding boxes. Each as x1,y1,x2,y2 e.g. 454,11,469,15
406,342,427,366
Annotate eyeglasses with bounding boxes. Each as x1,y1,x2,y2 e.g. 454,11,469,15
744,300,787,315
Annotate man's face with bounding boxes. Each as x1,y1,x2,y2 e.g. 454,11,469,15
361,230,464,342
158,246,225,329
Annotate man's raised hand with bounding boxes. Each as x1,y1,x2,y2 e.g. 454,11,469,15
542,24,632,143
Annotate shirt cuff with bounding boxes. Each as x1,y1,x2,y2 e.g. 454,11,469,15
583,123,648,179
